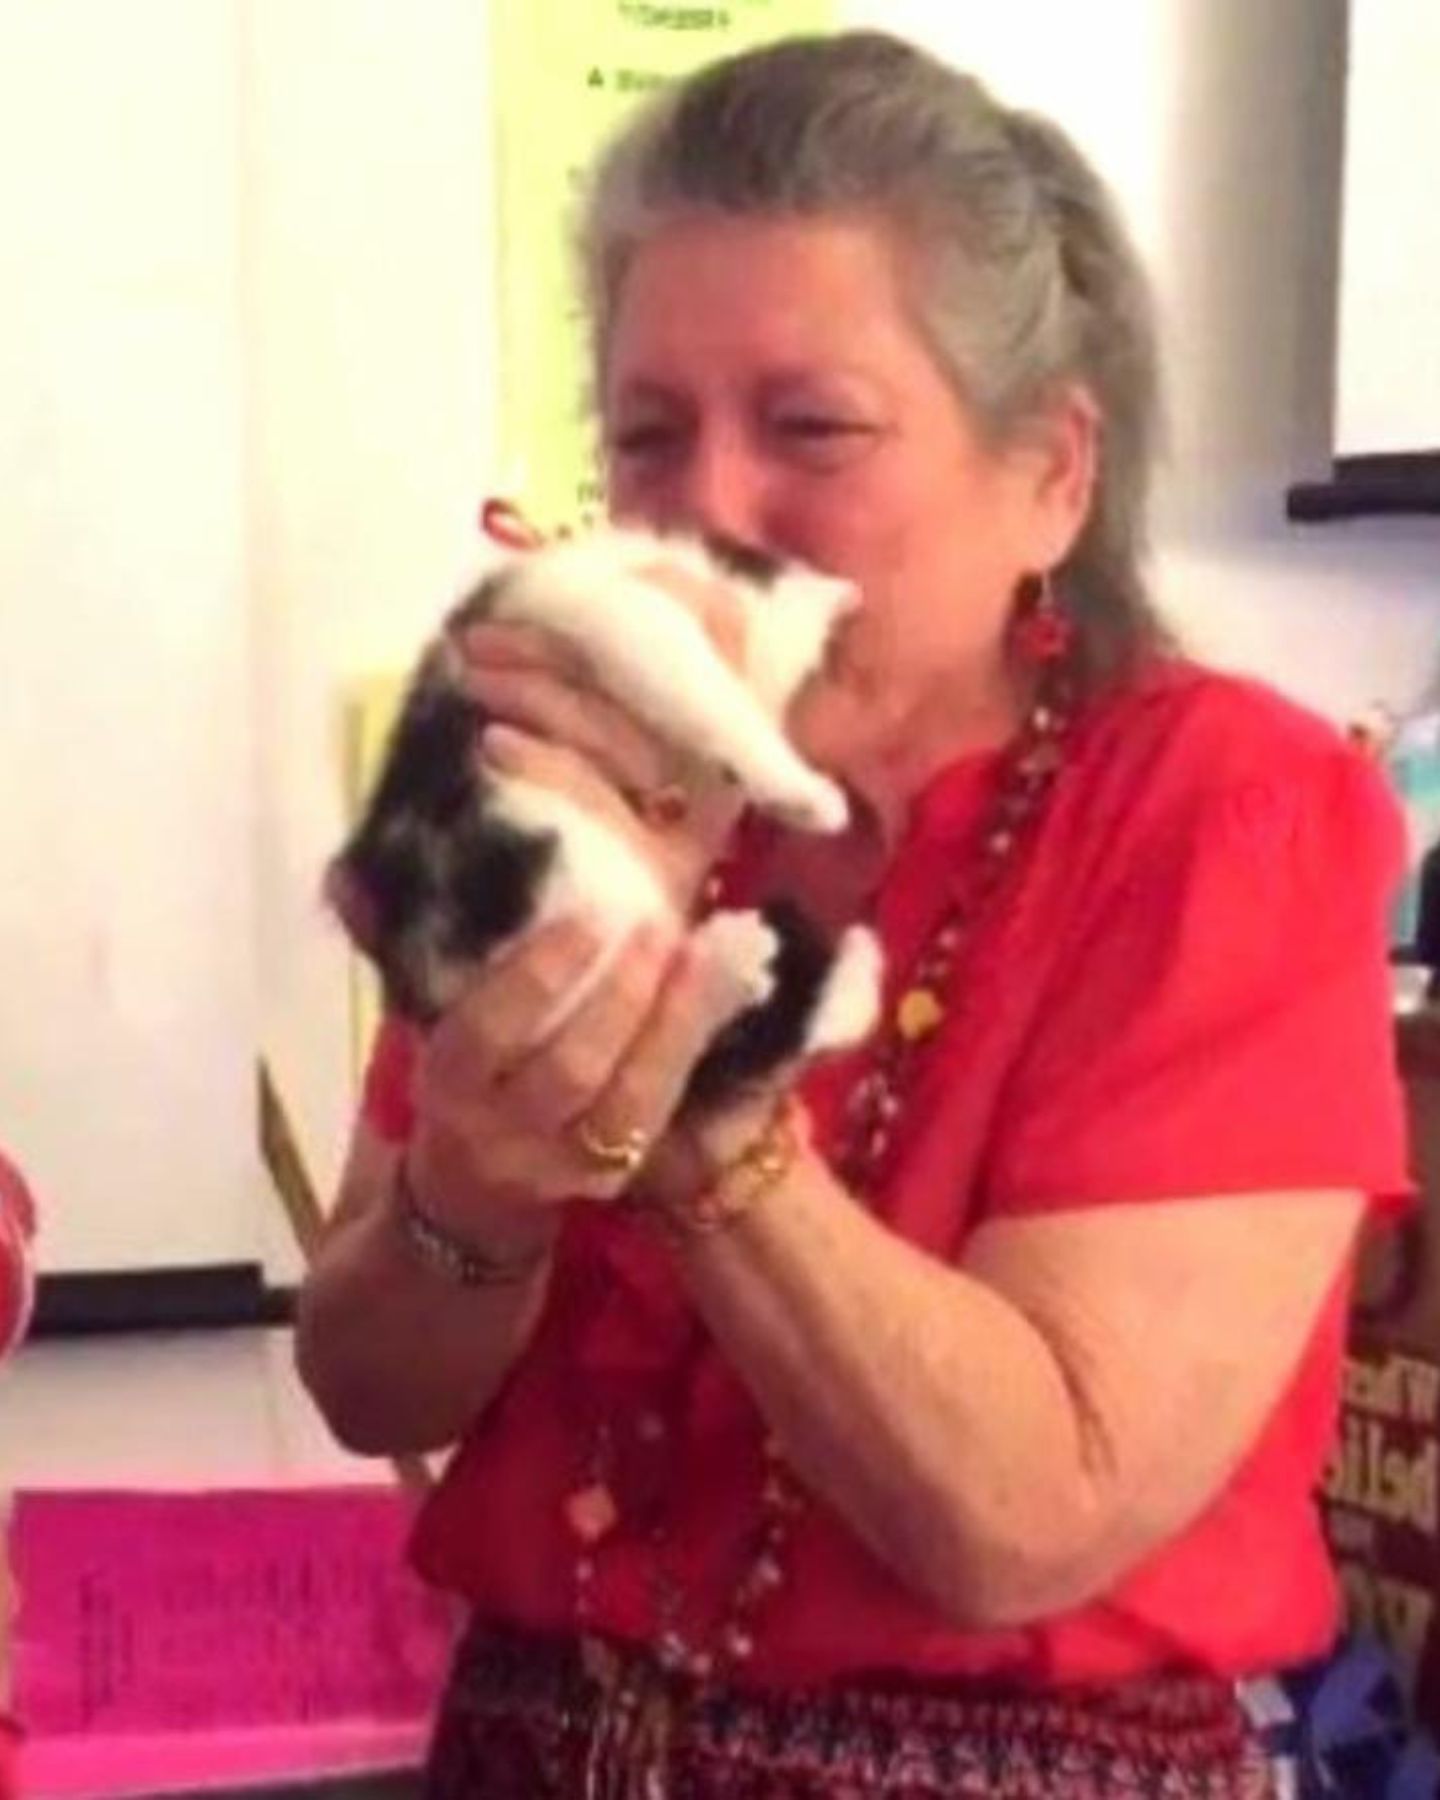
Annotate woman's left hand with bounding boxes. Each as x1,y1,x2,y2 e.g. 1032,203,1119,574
456,566,749,910
470,706,740,917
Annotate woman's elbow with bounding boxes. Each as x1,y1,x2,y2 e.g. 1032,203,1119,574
294,1347,464,1458
292,1290,464,1459
900,1484,1127,1631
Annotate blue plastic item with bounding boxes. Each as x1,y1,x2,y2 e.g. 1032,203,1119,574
1269,1635,1440,1798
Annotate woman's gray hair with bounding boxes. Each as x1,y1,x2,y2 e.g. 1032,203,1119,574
579,30,1170,693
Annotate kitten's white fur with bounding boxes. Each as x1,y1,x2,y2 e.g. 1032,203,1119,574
478,530,857,831
805,927,887,1055
459,529,881,1058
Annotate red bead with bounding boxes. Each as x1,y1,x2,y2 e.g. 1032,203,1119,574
753,1554,783,1590
564,1483,618,1545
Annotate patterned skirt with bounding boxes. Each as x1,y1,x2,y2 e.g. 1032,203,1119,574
422,1619,1275,1799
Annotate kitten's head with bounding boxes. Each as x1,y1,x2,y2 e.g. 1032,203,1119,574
325,651,555,1024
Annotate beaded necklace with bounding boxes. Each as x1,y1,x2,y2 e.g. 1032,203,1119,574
562,653,1077,1693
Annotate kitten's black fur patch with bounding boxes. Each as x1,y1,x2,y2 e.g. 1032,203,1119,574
703,535,782,589
330,648,555,1025
683,898,834,1109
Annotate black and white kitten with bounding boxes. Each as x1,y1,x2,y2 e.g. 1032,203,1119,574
326,528,882,1110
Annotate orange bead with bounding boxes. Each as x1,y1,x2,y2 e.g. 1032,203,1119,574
564,1482,619,1545
896,987,944,1041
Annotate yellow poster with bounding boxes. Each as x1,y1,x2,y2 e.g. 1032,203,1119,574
492,0,836,531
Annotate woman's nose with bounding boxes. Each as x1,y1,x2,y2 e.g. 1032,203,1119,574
665,426,770,550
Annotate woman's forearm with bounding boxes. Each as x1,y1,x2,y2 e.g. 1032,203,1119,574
295,1149,555,1457
662,1147,1116,1628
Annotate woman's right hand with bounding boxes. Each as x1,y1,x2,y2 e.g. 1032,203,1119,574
404,910,758,1253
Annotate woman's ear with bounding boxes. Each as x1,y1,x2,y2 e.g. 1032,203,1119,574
1012,383,1101,570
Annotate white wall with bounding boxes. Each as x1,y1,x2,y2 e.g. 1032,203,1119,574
244,0,501,1234
0,1331,370,1489
1335,0,1440,457
0,2,260,1273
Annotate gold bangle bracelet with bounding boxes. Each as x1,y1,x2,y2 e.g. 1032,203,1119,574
652,1096,806,1240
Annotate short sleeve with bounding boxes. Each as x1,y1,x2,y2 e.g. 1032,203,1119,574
0,1153,34,1241
985,733,1412,1219
360,1015,420,1145
0,1151,36,1358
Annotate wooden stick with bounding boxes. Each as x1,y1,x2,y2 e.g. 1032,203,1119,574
257,1060,433,1497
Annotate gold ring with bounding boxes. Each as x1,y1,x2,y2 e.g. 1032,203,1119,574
634,782,691,830
573,1115,651,1178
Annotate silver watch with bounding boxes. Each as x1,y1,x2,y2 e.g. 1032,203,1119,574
393,1156,550,1288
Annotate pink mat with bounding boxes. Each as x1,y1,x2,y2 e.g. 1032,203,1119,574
10,1487,459,1796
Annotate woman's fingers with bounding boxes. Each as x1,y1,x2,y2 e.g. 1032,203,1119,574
460,620,579,674
468,663,677,800
414,912,768,1205
460,618,677,796
582,930,764,1170
480,723,647,844
500,925,678,1134
418,922,739,1203
481,723,743,913
419,916,601,1098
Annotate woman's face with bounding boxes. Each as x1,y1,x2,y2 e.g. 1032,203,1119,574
602,213,1094,778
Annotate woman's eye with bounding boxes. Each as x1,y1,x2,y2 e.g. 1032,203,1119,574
771,416,878,465
611,423,682,457
776,416,865,439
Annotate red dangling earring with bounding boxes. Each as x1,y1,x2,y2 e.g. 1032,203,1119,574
1012,570,1074,664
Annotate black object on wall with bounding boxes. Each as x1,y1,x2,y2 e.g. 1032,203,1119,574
30,1262,296,1338
1288,451,1440,522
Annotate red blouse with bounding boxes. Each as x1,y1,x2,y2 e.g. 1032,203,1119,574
362,662,1411,1688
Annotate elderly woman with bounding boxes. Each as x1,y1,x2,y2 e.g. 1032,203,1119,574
297,31,1406,1799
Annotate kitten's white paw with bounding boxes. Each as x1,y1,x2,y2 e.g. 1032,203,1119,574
770,774,848,834
803,925,883,1054
689,910,780,1017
